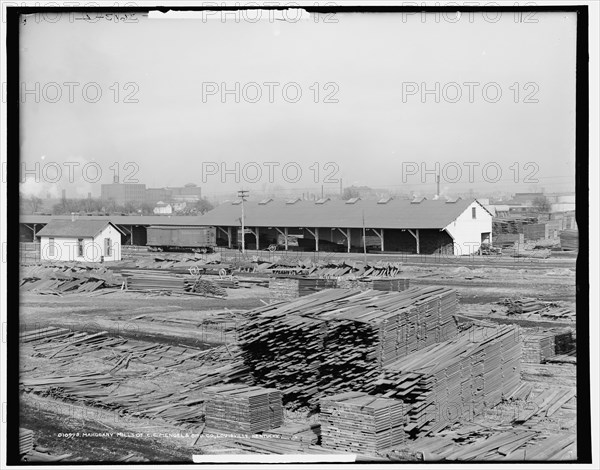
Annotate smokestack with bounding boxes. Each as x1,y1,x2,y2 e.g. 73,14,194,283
436,174,440,198
61,189,66,201
340,178,343,197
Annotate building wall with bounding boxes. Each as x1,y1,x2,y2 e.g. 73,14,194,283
444,201,493,255
39,225,121,262
101,183,147,205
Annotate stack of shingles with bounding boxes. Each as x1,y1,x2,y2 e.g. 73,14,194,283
238,287,459,409
376,324,521,436
203,384,283,434
19,428,34,455
320,391,406,455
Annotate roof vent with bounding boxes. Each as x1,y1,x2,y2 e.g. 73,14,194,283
345,197,360,204
411,196,427,204
286,198,301,205
445,197,462,204
231,200,242,205
315,197,330,205
377,197,393,204
258,198,273,205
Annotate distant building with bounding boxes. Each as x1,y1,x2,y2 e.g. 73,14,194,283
36,219,122,262
153,201,173,215
101,183,147,205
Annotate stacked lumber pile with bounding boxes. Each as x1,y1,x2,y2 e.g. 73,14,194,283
19,429,34,455
239,287,458,409
522,332,555,363
185,278,227,297
493,217,537,235
362,262,403,277
375,325,521,435
20,265,123,295
268,276,337,301
122,270,226,297
501,298,548,315
499,298,575,321
204,384,283,433
522,329,574,363
559,229,578,251
262,423,321,444
124,270,186,293
370,277,410,292
320,392,406,454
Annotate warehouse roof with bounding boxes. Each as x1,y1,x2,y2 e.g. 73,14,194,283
21,215,205,226
198,197,487,229
36,219,120,238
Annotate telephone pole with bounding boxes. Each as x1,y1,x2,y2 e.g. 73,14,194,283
237,190,249,254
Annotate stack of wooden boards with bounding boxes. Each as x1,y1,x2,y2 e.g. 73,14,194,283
19,428,34,455
204,384,283,433
20,265,123,295
269,276,337,301
522,330,573,363
320,392,406,454
499,298,575,321
559,229,578,251
122,270,226,297
369,277,410,292
376,324,521,435
238,287,458,409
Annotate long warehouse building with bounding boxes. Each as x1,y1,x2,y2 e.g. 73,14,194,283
199,197,492,255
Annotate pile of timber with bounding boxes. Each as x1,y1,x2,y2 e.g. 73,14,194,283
262,423,321,444
522,330,573,363
124,270,186,293
369,277,410,292
501,298,548,315
238,287,458,409
320,392,406,454
185,278,227,297
362,262,403,277
204,384,283,434
122,270,226,297
20,265,123,295
19,429,34,455
559,229,578,251
499,298,575,321
268,276,337,301
493,217,537,235
375,325,521,435
522,333,555,364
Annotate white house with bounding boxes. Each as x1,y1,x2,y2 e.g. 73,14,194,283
36,219,122,262
153,201,173,215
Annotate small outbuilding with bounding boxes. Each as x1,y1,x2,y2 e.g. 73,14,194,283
36,219,122,262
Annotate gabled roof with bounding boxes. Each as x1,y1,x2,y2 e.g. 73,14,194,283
36,220,120,238
198,198,485,229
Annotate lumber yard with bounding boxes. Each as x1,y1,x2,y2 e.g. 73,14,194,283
17,229,578,463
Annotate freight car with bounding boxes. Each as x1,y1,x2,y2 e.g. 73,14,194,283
146,225,217,253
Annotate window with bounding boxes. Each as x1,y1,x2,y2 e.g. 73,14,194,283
472,207,477,219
48,238,55,257
78,239,84,257
104,238,112,257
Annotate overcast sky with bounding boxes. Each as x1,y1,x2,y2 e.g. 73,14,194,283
19,10,577,200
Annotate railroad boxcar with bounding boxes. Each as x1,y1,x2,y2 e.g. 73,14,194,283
146,226,217,252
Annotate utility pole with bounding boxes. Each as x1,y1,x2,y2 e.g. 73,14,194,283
362,210,367,265
237,190,249,254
